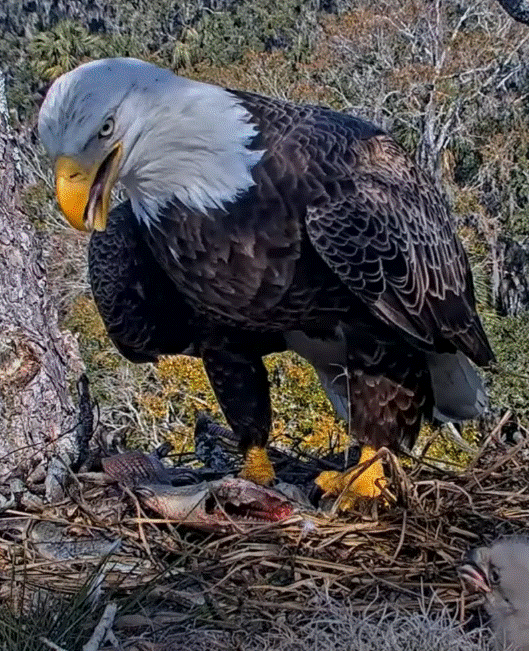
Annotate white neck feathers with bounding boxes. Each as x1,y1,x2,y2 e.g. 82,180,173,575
120,77,264,224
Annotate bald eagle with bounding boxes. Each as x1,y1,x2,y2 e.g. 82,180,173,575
39,57,494,506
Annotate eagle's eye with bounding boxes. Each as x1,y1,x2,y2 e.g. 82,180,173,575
490,565,501,586
99,117,114,139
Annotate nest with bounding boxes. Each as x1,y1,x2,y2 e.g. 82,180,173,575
0,411,527,649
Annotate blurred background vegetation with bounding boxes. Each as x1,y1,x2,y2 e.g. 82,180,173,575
3,0,529,462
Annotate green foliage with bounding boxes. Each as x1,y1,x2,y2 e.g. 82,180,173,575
265,353,347,453
29,21,108,79
485,314,529,419
64,296,127,403
173,0,319,69
27,19,163,83
416,421,480,468
0,582,107,651
20,182,54,230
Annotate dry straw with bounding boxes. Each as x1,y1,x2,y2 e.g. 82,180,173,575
0,412,526,648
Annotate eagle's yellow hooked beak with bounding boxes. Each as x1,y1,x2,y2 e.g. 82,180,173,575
54,142,122,232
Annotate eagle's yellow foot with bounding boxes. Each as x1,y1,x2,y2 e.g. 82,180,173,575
315,445,387,510
240,446,275,485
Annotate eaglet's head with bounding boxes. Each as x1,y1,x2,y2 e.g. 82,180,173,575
38,57,262,232
459,539,529,650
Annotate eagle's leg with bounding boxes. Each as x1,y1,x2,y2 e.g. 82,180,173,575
202,347,275,485
315,445,388,509
315,355,412,509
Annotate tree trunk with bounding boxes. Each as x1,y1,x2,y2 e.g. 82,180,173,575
0,72,82,499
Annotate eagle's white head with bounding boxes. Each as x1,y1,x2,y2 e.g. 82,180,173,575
38,57,263,231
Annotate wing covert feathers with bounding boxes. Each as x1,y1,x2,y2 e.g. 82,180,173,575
302,133,493,367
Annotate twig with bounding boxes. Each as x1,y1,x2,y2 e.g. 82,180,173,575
39,638,68,651
82,602,117,651
122,484,157,568
465,436,527,490
467,410,512,471
390,509,407,564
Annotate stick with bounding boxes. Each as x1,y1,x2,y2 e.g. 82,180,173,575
39,638,68,651
82,602,117,651
467,410,512,471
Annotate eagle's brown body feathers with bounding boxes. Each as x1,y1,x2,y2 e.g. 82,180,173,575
89,88,493,458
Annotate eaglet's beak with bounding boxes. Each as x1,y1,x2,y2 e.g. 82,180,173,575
458,550,492,594
54,142,123,232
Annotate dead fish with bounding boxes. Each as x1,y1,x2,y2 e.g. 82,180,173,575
135,477,298,532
